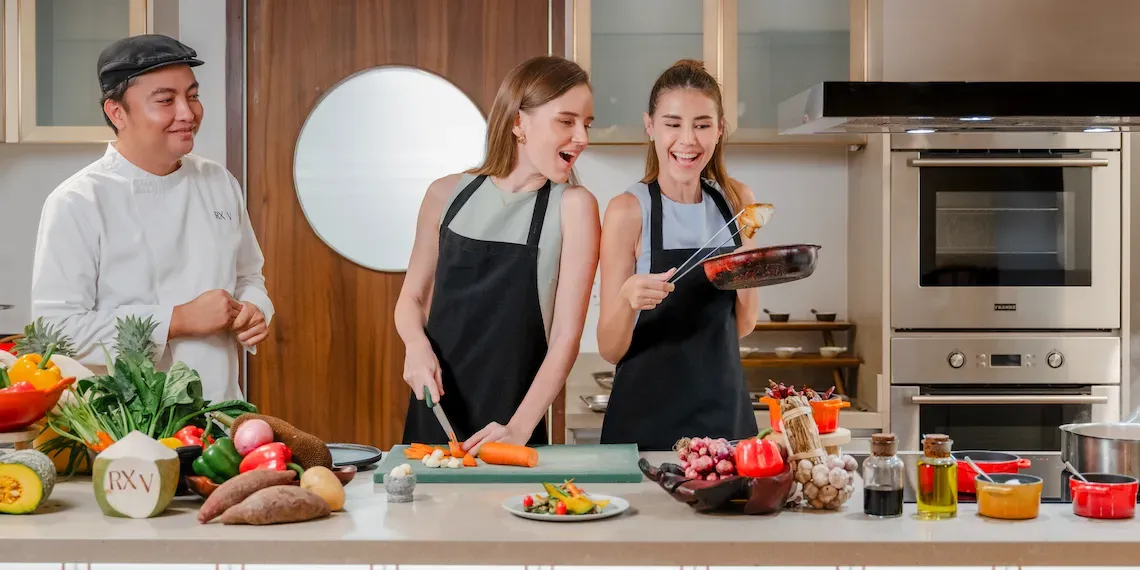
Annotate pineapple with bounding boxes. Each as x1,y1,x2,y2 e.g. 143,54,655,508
113,315,160,363
13,317,76,357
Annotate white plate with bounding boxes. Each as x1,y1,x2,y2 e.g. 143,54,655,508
501,493,630,522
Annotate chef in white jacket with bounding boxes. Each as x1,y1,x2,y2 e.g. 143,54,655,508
30,34,274,403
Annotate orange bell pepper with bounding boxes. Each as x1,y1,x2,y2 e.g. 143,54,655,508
7,343,62,391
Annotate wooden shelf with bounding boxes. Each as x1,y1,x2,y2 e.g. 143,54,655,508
753,320,854,332
742,353,862,368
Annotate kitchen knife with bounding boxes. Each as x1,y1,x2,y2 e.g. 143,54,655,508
424,386,458,440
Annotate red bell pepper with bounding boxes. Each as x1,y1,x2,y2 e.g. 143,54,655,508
175,425,215,448
239,442,293,473
0,381,36,393
734,437,785,478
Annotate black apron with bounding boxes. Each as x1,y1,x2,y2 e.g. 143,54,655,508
600,180,757,451
402,175,551,446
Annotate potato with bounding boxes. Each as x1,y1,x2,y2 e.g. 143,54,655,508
217,486,330,525
300,466,346,511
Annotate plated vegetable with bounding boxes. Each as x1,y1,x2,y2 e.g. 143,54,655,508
523,480,611,516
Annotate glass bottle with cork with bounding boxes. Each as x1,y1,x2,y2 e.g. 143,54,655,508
916,433,957,519
863,432,905,518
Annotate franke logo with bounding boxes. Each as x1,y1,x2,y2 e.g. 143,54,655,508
994,303,1017,311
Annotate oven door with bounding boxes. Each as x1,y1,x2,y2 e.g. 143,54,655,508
891,384,1118,500
891,384,1119,452
890,149,1121,330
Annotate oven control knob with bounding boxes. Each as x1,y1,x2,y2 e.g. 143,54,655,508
1047,351,1064,368
947,351,965,368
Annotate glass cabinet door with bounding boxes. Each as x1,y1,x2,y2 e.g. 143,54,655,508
17,0,146,142
570,0,716,144
727,0,864,144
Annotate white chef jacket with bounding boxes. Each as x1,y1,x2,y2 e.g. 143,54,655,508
30,143,274,404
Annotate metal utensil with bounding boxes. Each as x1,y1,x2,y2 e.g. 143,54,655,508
669,226,747,284
665,209,748,285
424,386,457,440
963,455,995,483
1063,459,1089,483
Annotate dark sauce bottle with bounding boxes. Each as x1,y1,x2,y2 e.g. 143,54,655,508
862,433,905,518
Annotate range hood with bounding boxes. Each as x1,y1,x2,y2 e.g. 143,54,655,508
778,82,1140,135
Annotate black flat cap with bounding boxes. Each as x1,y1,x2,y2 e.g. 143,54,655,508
97,34,204,95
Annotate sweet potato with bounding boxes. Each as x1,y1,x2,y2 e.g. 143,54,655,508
217,485,331,525
198,469,297,523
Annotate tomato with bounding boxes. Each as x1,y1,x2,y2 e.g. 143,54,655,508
734,437,784,478
522,495,534,508
554,501,567,515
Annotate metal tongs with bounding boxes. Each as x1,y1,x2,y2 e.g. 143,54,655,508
667,205,764,284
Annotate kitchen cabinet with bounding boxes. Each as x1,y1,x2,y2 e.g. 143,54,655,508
3,0,147,143
567,0,867,146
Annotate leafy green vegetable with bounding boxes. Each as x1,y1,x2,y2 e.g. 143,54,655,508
39,315,259,471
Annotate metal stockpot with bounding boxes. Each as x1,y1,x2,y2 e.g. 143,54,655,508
1060,422,1140,482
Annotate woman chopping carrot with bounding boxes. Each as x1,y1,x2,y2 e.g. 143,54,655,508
394,55,600,455
597,59,766,451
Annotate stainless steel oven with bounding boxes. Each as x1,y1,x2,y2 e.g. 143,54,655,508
890,333,1119,496
890,132,1122,330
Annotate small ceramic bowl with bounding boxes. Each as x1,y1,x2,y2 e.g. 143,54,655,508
819,346,847,358
812,309,837,322
384,473,417,503
774,346,801,358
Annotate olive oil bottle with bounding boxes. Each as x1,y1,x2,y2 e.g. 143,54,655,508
916,433,957,519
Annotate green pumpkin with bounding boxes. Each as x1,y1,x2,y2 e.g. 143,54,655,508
0,449,57,514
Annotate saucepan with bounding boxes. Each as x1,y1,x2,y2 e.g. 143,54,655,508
701,244,821,290
952,451,1031,495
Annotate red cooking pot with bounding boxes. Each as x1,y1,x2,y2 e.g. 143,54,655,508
952,451,1031,495
1070,473,1138,519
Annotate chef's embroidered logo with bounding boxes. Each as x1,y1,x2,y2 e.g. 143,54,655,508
213,211,233,221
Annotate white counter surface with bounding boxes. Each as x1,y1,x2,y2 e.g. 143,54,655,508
2,451,1140,567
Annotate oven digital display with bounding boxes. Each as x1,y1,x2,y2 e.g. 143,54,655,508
990,354,1022,367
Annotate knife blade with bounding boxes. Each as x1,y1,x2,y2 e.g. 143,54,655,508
424,386,457,440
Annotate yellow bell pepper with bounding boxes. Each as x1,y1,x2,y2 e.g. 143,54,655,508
8,343,63,391
159,438,183,450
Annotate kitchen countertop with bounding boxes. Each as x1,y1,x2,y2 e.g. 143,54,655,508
3,451,1140,567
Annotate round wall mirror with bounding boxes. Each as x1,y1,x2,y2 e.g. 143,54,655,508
294,66,488,272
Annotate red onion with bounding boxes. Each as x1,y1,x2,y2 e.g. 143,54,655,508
685,468,700,479
706,472,719,481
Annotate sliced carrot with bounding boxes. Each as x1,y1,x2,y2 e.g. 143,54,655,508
409,443,434,452
403,449,428,460
476,442,539,468
462,454,477,467
448,441,465,458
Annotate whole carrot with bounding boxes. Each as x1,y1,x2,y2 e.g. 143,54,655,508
477,442,539,468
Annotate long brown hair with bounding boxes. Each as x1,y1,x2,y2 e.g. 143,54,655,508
640,59,744,212
469,55,590,183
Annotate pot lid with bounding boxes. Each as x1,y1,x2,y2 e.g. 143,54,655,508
778,81,1140,135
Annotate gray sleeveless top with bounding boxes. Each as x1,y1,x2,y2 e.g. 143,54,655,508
626,179,733,275
625,180,733,323
440,173,565,338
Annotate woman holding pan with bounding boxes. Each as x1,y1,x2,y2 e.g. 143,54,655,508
597,59,765,451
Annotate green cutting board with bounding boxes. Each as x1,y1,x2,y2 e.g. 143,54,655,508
372,444,645,483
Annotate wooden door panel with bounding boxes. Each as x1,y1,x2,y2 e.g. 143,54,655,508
244,0,561,449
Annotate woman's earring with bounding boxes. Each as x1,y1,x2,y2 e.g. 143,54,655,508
517,133,527,145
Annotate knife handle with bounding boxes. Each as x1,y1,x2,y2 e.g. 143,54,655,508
424,385,435,408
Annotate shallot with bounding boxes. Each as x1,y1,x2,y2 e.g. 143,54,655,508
715,459,735,475
706,473,719,481
685,468,700,479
